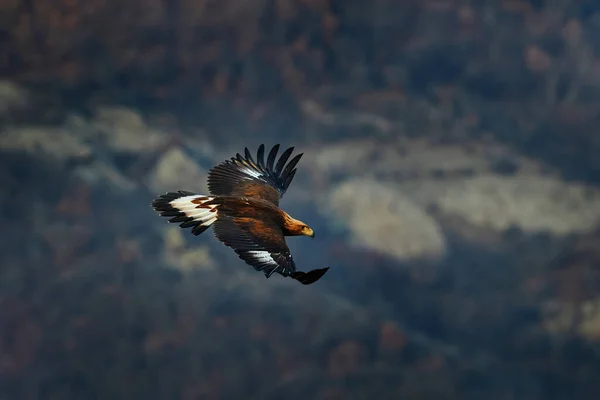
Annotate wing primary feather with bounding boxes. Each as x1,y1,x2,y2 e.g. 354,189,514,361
266,144,280,173
233,154,244,168
283,169,297,191
245,148,262,171
257,144,266,169
179,220,197,228
274,147,294,177
266,266,278,278
244,148,253,163
244,147,261,170
168,215,190,223
235,154,253,169
280,153,302,182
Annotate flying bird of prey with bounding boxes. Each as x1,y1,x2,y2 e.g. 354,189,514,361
151,144,329,285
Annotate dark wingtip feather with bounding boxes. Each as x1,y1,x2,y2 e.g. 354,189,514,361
280,153,302,181
266,144,280,172
179,220,197,228
257,144,266,168
235,153,254,170
282,169,297,191
244,147,264,171
274,147,294,177
244,148,254,163
191,223,211,236
168,215,190,223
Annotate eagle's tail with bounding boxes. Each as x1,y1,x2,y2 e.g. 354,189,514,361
151,191,219,236
290,267,330,285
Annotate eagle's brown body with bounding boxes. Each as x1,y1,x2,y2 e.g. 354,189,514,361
205,196,312,237
151,144,328,285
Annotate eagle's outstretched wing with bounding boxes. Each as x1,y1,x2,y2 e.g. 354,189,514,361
207,144,303,206
213,215,329,285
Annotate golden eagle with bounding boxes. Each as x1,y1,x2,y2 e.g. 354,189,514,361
151,144,329,285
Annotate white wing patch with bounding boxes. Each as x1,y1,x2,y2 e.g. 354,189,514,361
247,250,278,267
170,195,217,227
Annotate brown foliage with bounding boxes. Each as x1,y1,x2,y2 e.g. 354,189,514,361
0,299,42,376
326,340,367,378
55,183,91,218
379,321,407,353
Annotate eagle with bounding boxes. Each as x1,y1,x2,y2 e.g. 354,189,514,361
151,144,329,285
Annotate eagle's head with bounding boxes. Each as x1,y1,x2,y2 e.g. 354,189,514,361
284,214,315,238
300,225,315,238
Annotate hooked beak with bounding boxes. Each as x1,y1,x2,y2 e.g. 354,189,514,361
305,227,315,238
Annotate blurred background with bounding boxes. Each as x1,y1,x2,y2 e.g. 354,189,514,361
1,0,600,399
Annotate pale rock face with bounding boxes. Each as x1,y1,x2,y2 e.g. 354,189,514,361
306,138,600,237
0,105,169,160
91,106,168,153
302,138,547,180
541,298,600,342
73,162,138,191
580,299,600,341
326,178,447,263
308,139,379,176
0,80,28,116
146,146,209,194
162,227,216,272
0,127,91,160
434,175,600,235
